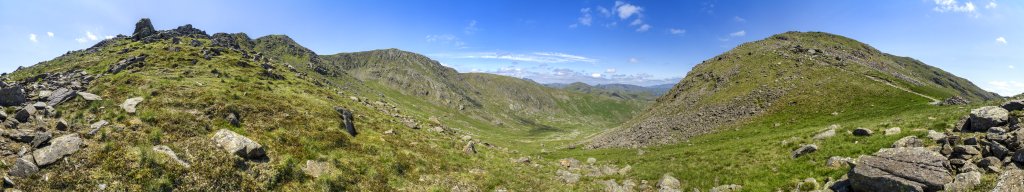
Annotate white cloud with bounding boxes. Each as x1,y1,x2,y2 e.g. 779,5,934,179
985,1,997,9
605,68,617,73
86,31,97,41
29,33,37,42
1010,65,1016,69
733,16,746,22
996,37,1008,44
636,24,651,32
591,73,602,78
988,81,1024,96
46,32,54,37
933,0,978,16
730,30,746,37
435,52,598,63
105,35,115,39
75,38,88,43
669,28,686,35
464,20,479,34
615,1,643,19
629,57,639,63
630,19,643,26
596,6,611,17
426,34,466,48
578,8,593,26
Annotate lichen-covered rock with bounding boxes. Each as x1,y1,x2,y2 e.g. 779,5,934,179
0,84,27,107
211,129,265,159
32,134,83,167
121,97,144,114
8,155,38,177
848,147,952,192
993,169,1024,192
657,173,680,191
891,136,923,148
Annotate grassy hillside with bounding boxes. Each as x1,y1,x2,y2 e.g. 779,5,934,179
0,19,592,191
586,31,998,148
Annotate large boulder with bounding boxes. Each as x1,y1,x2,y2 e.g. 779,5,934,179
943,171,981,192
46,88,76,106
1003,99,1024,111
32,134,83,167
969,106,1009,131
131,18,157,40
0,84,27,107
211,129,265,159
993,169,1024,192
848,147,952,192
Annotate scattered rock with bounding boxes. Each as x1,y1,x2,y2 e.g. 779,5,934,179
848,147,952,192
0,84,27,107
891,136,923,148
77,92,102,101
883,127,901,135
940,96,970,106
211,129,266,159
993,169,1024,192
383,129,395,135
559,158,581,168
969,106,1009,132
226,112,240,127
8,155,38,177
926,130,945,141
55,119,69,131
943,171,981,192
463,141,477,155
852,128,873,136
108,55,147,74
121,97,144,114
46,88,76,106
511,157,530,164
979,156,1003,173
586,157,597,165
792,144,818,158
88,120,108,135
152,145,190,168
826,156,855,168
14,107,34,123
32,134,83,167
334,107,357,136
556,169,580,184
709,184,742,192
30,132,52,148
657,173,680,191
302,160,336,178
813,127,836,140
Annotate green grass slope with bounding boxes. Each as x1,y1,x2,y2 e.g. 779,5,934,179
586,31,998,149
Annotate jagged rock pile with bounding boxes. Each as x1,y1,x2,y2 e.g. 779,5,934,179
835,99,1024,192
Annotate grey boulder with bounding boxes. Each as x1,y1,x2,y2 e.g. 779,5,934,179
969,106,1009,131
211,129,265,159
848,147,952,192
32,134,83,167
121,97,144,114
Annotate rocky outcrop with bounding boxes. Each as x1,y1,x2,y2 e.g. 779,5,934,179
211,129,266,159
132,18,157,40
848,147,952,192
1004,99,1024,111
334,107,357,136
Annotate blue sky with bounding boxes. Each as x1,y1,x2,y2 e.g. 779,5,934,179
2,0,1022,95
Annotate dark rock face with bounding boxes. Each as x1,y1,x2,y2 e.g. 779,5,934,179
132,18,157,41
969,106,1009,132
0,84,27,107
1004,100,1024,111
848,147,952,192
108,54,147,74
335,107,357,136
852,128,873,136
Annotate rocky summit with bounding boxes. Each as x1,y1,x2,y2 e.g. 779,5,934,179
0,11,1020,191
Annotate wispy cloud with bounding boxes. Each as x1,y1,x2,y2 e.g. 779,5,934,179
996,36,1008,44
733,16,746,22
628,57,639,63
669,28,686,36
985,1,997,9
572,1,650,32
605,68,617,73
636,24,651,32
29,33,37,42
988,81,1024,96
46,32,54,38
730,30,746,37
434,52,598,63
86,31,97,41
425,34,466,48
464,20,479,35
